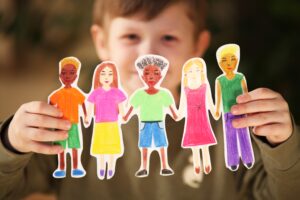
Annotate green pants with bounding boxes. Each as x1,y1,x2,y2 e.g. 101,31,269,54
55,123,81,149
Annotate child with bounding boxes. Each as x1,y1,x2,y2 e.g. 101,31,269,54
215,44,255,171
87,61,127,180
123,55,178,177
0,0,298,199
49,57,87,178
178,58,217,175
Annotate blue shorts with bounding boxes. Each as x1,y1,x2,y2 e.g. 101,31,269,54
139,121,168,148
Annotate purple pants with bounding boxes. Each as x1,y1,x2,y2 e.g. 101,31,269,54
224,112,254,167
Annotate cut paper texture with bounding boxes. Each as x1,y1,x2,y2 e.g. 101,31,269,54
123,54,178,178
178,58,217,175
86,61,127,180
48,57,87,178
215,44,255,171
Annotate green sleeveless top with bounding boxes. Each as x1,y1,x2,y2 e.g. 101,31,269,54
217,73,244,113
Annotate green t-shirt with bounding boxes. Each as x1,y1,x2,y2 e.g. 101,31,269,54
130,89,173,121
217,73,244,113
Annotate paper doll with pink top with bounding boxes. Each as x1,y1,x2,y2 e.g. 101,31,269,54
178,57,217,175
86,61,127,180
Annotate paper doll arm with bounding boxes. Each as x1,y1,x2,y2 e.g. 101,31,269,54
169,105,178,121
85,102,94,126
177,90,187,121
81,102,88,124
241,77,248,93
214,80,222,120
206,84,216,119
123,106,133,122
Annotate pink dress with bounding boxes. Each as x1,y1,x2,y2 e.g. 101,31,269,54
182,84,217,147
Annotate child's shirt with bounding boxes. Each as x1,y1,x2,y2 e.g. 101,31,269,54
88,87,126,123
49,87,85,123
130,88,173,121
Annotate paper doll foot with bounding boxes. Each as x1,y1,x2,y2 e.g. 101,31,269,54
53,170,66,178
161,168,174,176
135,169,148,178
229,165,239,171
194,166,201,175
244,162,254,169
98,169,105,180
107,170,115,180
72,169,86,178
204,166,211,174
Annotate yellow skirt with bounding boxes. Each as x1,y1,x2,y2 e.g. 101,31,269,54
91,122,123,155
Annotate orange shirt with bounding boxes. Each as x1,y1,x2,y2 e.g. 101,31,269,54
50,87,85,123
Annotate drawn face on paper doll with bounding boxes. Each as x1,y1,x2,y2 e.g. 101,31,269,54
218,53,238,74
99,67,114,87
142,65,162,87
186,63,203,83
59,64,78,86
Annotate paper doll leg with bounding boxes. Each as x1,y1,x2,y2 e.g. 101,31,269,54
97,155,106,180
53,152,66,178
107,155,116,179
224,113,239,171
202,146,212,174
237,123,255,169
191,147,202,174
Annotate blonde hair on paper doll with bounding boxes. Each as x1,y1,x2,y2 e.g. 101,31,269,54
216,44,240,63
182,57,207,87
59,57,81,72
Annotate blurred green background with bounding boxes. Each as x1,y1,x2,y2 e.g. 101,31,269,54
0,0,299,124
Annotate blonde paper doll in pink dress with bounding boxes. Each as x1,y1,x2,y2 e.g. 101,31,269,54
178,58,217,175
87,61,127,180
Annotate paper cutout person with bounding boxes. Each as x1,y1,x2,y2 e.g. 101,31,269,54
123,54,178,178
87,61,127,180
215,44,255,171
178,58,217,175
49,57,87,178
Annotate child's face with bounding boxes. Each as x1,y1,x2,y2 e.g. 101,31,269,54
92,3,210,97
219,53,238,74
142,65,162,88
99,66,113,87
59,64,77,86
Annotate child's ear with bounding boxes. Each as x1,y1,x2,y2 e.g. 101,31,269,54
194,30,211,57
91,24,109,60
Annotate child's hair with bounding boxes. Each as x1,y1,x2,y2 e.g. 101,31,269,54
135,54,169,75
216,44,240,63
182,57,207,87
59,57,81,73
93,0,207,39
93,61,119,89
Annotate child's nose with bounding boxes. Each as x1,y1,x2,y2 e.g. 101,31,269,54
138,39,159,56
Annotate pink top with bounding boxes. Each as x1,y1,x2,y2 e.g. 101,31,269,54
88,87,126,123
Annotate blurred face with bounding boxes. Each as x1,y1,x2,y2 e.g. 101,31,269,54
142,65,162,87
93,3,209,99
99,66,113,87
60,64,77,86
219,53,238,74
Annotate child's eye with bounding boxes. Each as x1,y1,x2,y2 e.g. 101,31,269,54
162,35,177,43
121,33,140,44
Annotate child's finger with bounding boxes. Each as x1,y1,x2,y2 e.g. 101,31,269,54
24,113,71,130
232,111,286,128
30,141,64,155
231,98,285,115
237,88,282,103
23,101,63,118
27,128,68,142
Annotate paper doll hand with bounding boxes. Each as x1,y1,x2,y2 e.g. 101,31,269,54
214,111,221,120
83,115,90,127
231,88,293,146
7,101,68,154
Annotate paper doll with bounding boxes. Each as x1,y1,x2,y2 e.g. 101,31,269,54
215,44,255,171
49,57,87,178
178,58,217,175
123,54,178,178
86,61,127,180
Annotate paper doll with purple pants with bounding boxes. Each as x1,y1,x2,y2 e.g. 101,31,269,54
215,44,255,171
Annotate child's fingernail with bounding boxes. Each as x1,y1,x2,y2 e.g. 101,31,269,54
65,122,71,129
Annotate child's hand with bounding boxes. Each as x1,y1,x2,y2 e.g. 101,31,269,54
231,88,293,145
8,101,70,154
